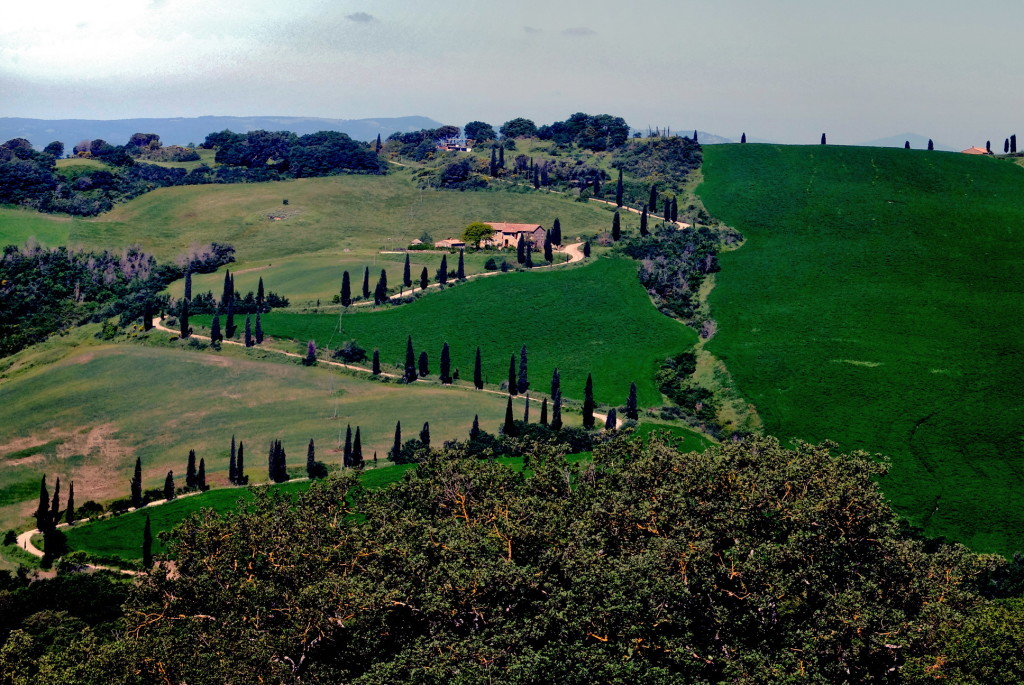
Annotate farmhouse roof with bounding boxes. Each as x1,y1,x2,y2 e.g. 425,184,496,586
484,222,544,234
961,147,990,155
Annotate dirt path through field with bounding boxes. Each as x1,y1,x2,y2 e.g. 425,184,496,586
588,198,691,229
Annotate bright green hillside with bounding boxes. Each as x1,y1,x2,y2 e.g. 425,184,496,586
209,257,696,407
699,144,1024,555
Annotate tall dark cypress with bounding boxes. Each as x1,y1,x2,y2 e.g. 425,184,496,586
490,146,498,176
582,373,596,429
143,301,153,331
605,407,617,430
540,397,548,426
418,350,429,377
229,435,237,485
420,266,429,290
164,470,175,501
694,130,698,143
48,477,61,529
550,368,563,430
210,313,222,344
255,314,264,344
341,271,352,307
65,481,75,525
517,345,529,393
237,441,246,485
457,250,465,280
440,342,452,384
648,185,658,212
543,232,553,262
640,207,649,236
670,197,678,222
663,197,671,220
142,515,153,570
244,316,253,347
498,145,505,168
582,241,591,258
523,393,530,423
551,218,561,246
1012,134,1018,154
179,299,190,339
186,449,197,489
310,437,321,475
353,427,363,467
474,347,483,389
304,340,317,366
470,414,481,440
184,268,192,302
821,133,827,145
740,132,747,144
612,211,621,241
222,270,233,305
197,458,207,491
403,254,412,288
615,168,624,207
130,457,143,509
34,476,50,531
343,427,352,467
390,421,402,461
928,139,934,151
374,269,388,305
508,354,518,396
372,349,381,375
404,336,417,383
437,255,448,285
524,243,533,268
375,133,382,153
420,422,431,447
516,234,526,264
225,297,236,338
625,382,639,420
256,277,265,313
362,266,370,299
503,396,516,436
593,175,600,196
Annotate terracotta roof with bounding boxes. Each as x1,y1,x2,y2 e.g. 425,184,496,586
961,147,990,155
484,222,543,234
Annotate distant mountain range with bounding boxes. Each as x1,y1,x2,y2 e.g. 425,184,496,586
0,115,446,150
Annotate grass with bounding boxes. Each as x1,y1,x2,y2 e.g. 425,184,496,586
0,334,516,534
197,257,697,407
698,144,1024,556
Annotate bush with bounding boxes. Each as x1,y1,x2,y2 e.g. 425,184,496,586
332,340,367,363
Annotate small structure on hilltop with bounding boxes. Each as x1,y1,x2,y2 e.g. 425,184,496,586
961,146,992,155
481,223,547,248
437,137,472,152
435,238,466,249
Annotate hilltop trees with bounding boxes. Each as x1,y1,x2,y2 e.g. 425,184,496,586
500,118,538,138
464,121,496,142
821,132,827,145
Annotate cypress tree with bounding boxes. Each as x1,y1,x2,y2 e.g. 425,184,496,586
457,250,465,280
498,145,504,168
593,175,600,196
372,349,381,375
524,243,533,268
470,414,481,440
516,234,526,264
237,441,246,485
34,475,49,531
186,449,197,489
142,515,153,570
341,270,352,306
418,350,429,377
362,266,370,299
533,165,540,189
420,266,429,290
229,435,237,485
550,368,563,430
740,132,747,143
179,299,190,339
905,141,911,149
438,255,448,285
420,421,431,447
304,340,317,365
928,139,934,151
664,197,671,220
163,471,175,501
648,185,658,212
390,421,402,461
244,315,253,347
671,197,678,222
197,458,207,491
986,140,992,154
544,232,553,262
582,241,591,258
523,393,530,423
540,397,548,426
440,342,452,384
605,407,617,430
821,133,827,145
490,146,497,176
255,314,263,344
375,133,382,153
615,168,623,207
65,481,75,525
225,297,236,338
640,207,649,236
501,260,509,272
143,301,153,331
612,211,621,241
184,268,192,302
48,477,61,529
404,336,417,383
508,354,518,395
130,457,142,509
1012,134,1017,153
625,382,639,420
583,373,596,429
551,218,561,246
503,396,516,436
403,254,412,288
309,437,321,475
518,344,529,393
353,427,363,467
1005,139,1010,154
222,269,233,305
474,347,483,389
210,313,222,343
256,277,265,313
343,427,352,468
374,269,388,305
694,130,698,142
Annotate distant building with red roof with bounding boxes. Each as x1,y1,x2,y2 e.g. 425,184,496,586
961,146,991,155
481,222,547,248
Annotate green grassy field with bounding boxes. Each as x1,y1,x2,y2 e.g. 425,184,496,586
0,332,516,535
699,144,1024,555
197,257,696,407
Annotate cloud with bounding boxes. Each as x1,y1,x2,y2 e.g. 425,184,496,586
345,12,376,23
562,26,595,37
523,26,542,34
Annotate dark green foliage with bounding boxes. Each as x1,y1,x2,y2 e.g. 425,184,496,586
341,270,352,307
403,336,417,383
670,196,678,222
619,229,722,320
582,373,595,429
928,138,934,150
604,407,617,430
648,184,658,212
551,217,562,245
362,266,370,299
437,255,448,286
374,269,388,305
740,132,747,143
255,314,263,344
473,347,483,389
303,340,317,365
390,421,402,461
507,354,517,396
197,459,207,491
140,515,153,570
499,117,538,138
612,211,621,241
225,298,236,338
615,168,623,206
372,349,381,375
821,132,827,145
352,427,364,467
342,428,353,468
534,112,630,150
256,277,265,312
186,449,197,489
502,396,516,436
418,350,429,377
470,414,480,440
625,382,639,420
244,315,253,347
163,471,175,501
34,476,50,531
516,234,526,264
210,313,222,343
457,250,465,280
178,299,190,338
540,397,548,426
1012,134,1017,154
543,232,553,262
48,477,61,529
550,368,563,430
403,254,411,288
419,266,428,291
524,243,533,269
582,241,591,258
268,439,289,483
439,342,452,384
307,438,327,478
65,481,75,525
332,340,367,363
229,435,237,485
489,146,498,176
517,344,529,393
130,458,142,509
236,441,247,485
522,394,530,423
466,120,497,142
419,422,431,447
612,136,702,196
639,207,648,236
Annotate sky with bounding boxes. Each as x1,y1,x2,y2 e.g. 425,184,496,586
3,0,1024,148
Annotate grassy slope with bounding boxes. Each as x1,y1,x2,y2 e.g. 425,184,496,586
207,257,697,407
699,144,1024,555
0,333,515,533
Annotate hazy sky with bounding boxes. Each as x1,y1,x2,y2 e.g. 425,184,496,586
3,0,1023,148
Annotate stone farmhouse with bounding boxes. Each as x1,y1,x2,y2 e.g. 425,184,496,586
481,223,548,249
